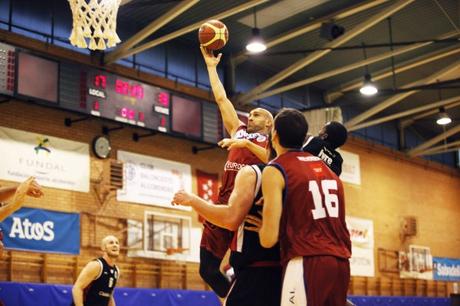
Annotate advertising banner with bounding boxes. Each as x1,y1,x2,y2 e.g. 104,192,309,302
346,216,375,277
0,207,80,254
117,150,192,210
433,257,460,281
0,126,89,192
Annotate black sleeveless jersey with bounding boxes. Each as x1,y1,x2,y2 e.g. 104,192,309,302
302,136,343,176
229,164,280,270
72,257,119,306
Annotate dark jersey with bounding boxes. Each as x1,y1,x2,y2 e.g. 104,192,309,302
269,151,351,266
72,257,119,306
218,125,268,204
302,136,343,176
229,164,280,270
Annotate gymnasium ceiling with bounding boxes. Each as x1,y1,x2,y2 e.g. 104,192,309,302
82,1,460,156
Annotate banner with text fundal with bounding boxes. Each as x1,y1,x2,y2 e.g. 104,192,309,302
0,126,89,192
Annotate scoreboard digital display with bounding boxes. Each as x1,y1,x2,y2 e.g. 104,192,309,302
60,63,170,133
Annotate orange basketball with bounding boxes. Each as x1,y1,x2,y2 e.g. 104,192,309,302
198,20,229,50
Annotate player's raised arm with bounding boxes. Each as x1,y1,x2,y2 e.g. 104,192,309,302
200,45,241,136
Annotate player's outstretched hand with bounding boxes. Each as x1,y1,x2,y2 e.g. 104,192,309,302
218,138,248,151
26,178,44,198
171,190,195,207
10,177,35,209
200,45,222,68
244,212,262,233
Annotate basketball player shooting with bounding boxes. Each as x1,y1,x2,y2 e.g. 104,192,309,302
197,43,273,298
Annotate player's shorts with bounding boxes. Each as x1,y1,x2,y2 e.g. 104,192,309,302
200,222,233,259
225,265,282,306
281,255,350,306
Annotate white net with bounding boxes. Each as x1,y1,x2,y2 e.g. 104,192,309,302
68,0,122,50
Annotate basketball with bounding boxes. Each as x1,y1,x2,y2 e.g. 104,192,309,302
198,20,228,50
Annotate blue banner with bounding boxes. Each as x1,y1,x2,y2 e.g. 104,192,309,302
0,207,80,254
433,257,460,281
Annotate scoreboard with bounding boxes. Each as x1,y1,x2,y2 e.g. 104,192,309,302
60,62,170,132
1,42,224,144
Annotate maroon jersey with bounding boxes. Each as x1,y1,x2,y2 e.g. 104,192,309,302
218,125,268,204
269,150,351,265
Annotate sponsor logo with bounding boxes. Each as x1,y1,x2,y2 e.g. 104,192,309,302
34,137,51,155
234,130,266,142
8,217,55,242
224,161,247,172
318,149,333,165
297,156,321,162
435,263,460,277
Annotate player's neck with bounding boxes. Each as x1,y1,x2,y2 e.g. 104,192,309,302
103,254,116,266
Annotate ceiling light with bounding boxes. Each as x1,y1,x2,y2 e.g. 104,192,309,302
360,74,378,96
436,107,452,125
246,28,266,53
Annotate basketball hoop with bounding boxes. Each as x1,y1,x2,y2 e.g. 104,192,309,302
68,0,122,50
165,247,189,256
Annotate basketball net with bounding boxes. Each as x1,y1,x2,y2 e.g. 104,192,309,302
68,0,122,50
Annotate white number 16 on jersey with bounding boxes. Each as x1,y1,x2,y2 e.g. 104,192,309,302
309,180,339,219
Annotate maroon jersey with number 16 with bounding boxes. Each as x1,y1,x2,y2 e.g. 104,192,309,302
268,150,351,266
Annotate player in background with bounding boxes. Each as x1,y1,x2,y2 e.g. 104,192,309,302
259,108,351,306
302,121,348,176
199,45,273,297
72,235,120,306
172,142,281,306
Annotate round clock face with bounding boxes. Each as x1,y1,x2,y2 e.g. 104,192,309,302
93,136,111,159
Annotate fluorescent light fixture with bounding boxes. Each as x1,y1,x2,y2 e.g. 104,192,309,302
360,74,378,96
246,28,266,53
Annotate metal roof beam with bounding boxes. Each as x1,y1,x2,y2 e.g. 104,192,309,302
106,0,268,64
232,0,389,66
348,97,460,131
407,124,460,156
414,140,460,156
401,101,460,125
324,37,460,103
345,59,460,129
236,0,415,105
250,33,459,101
105,0,199,64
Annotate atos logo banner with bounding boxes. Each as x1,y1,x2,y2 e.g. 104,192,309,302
0,207,80,254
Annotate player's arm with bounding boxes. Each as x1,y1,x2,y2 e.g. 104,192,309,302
0,186,17,202
200,46,241,136
172,166,256,230
72,260,101,306
218,138,269,163
0,177,43,222
108,295,116,306
259,166,285,248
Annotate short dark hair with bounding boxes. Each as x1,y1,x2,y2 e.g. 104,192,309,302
324,121,348,149
274,108,308,149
